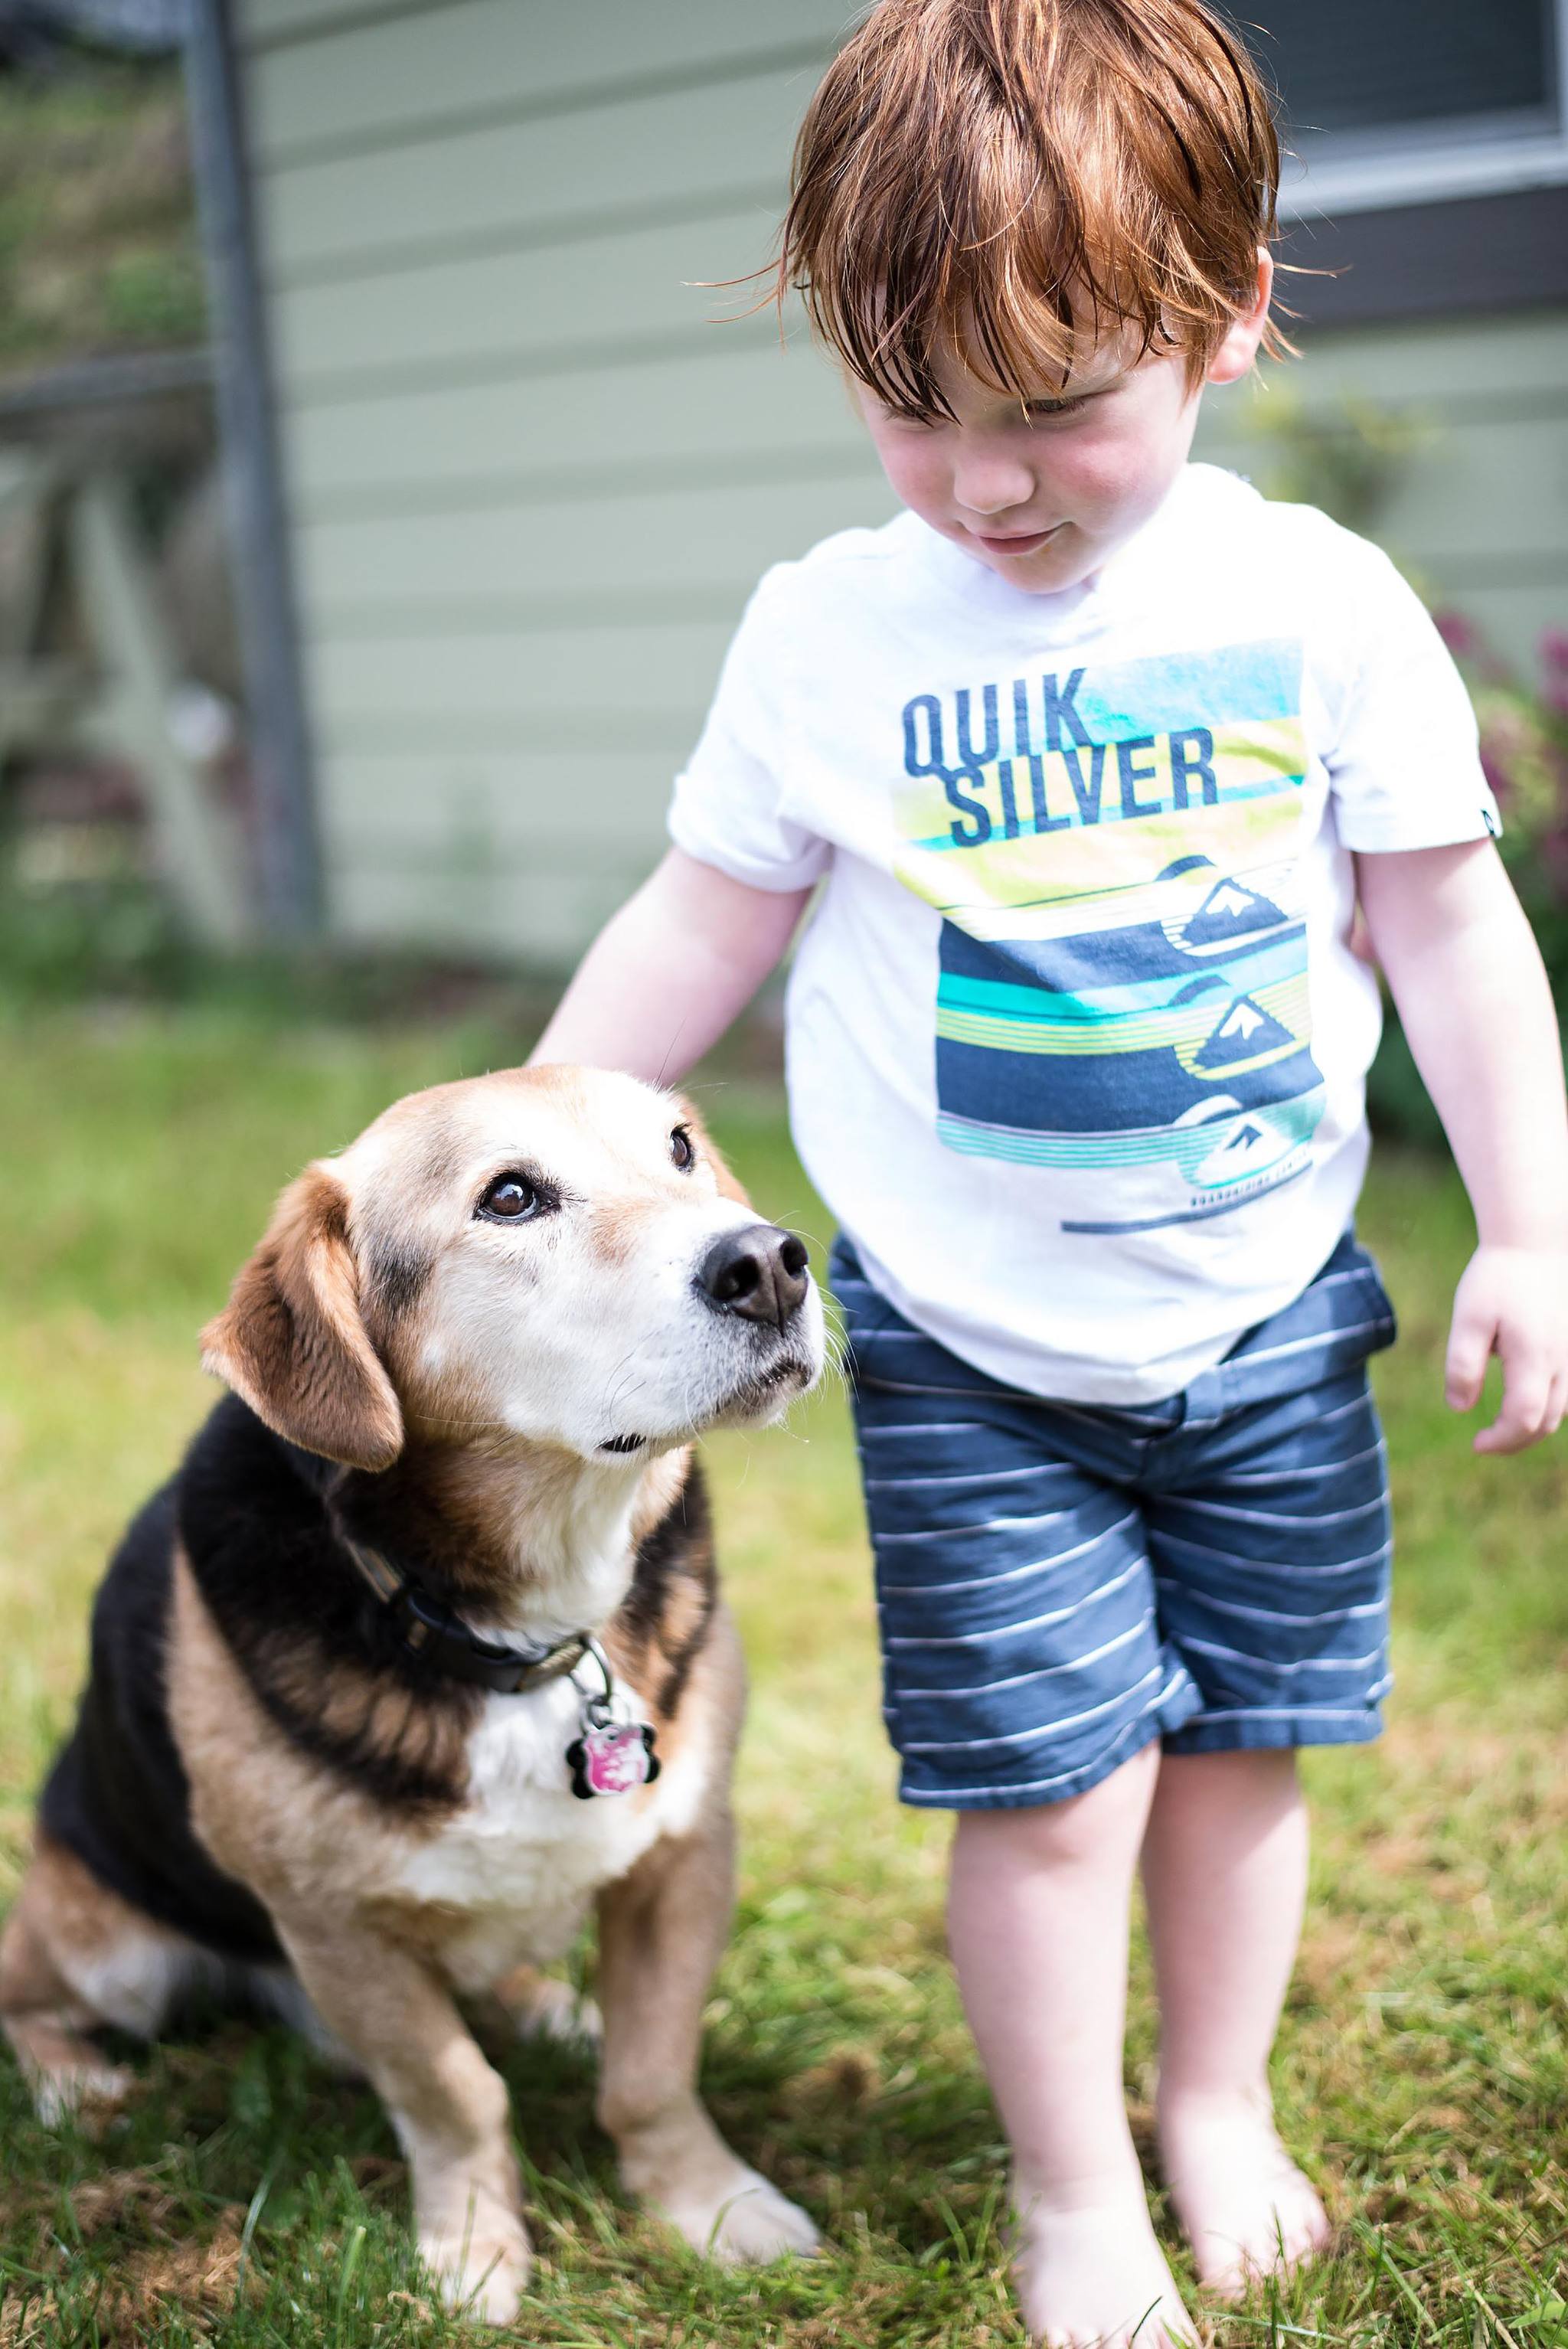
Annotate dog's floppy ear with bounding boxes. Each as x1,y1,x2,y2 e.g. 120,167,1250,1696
671,1095,752,1208
201,1162,404,1471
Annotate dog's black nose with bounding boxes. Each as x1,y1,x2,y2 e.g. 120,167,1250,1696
697,1225,809,1328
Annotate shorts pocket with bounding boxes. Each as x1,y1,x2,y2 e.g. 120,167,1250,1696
1328,1236,1399,1361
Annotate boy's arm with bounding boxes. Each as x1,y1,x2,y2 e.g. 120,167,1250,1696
1356,838,1568,1452
528,847,812,1087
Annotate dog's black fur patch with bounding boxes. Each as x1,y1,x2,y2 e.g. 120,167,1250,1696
621,1472,718,1718
38,1395,714,1968
39,1479,284,1964
180,1397,482,1811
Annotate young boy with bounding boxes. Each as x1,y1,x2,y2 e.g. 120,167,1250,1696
532,2,1568,2339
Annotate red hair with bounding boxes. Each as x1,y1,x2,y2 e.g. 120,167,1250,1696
776,0,1285,421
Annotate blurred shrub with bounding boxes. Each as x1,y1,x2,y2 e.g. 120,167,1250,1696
0,858,194,1001
1240,391,1568,1145
0,847,568,1034
1240,385,1434,537
102,241,203,343
1436,618,1568,1001
1367,622,1568,1146
0,55,202,379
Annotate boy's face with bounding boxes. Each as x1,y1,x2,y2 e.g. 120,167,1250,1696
853,262,1271,595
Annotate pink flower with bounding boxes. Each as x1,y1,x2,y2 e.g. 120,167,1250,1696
1435,609,1481,660
1540,627,1568,719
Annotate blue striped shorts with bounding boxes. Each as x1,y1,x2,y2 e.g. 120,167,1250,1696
832,1233,1398,1810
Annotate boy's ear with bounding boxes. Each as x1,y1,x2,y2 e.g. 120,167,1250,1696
673,1095,752,1209
1207,247,1274,386
201,1163,404,1471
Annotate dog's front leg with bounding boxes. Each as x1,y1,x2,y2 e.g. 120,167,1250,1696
594,1806,820,2264
277,1922,529,2324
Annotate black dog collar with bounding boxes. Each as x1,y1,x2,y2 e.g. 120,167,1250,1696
335,1529,590,1696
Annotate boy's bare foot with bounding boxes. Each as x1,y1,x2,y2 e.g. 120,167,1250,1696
1008,2170,1198,2347
1156,2087,1330,2296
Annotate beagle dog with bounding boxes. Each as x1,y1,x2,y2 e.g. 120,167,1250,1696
0,1064,826,2321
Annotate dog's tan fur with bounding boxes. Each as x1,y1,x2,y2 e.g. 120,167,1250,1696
0,1065,822,2321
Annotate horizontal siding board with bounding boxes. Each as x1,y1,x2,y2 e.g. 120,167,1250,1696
1416,550,1568,588
322,750,673,845
239,0,466,47
270,208,782,389
296,587,769,639
265,186,774,296
280,342,856,509
329,859,642,960
289,443,877,535
249,2,850,165
293,474,899,609
260,65,820,276
319,713,697,755
1202,315,1568,416
275,321,776,409
308,622,733,730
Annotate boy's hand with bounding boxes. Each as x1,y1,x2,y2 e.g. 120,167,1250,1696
1445,1245,1568,1452
528,849,811,1087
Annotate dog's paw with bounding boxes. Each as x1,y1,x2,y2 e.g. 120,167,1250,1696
658,2166,821,2265
420,2221,532,2325
32,2060,136,2129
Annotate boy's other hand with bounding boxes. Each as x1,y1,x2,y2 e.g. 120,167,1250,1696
1445,1245,1568,1452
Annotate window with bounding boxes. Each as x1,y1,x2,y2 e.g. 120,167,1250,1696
1232,0,1568,214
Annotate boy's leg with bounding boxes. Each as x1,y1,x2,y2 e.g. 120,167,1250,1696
948,1740,1197,2349
835,1240,1210,2344
1137,1351,1393,2292
1141,1748,1331,2293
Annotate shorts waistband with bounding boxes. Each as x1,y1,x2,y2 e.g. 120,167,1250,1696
829,1228,1397,1417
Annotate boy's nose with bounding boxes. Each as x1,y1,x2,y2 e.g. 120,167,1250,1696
952,451,1037,518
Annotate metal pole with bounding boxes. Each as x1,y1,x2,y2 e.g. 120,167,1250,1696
183,0,324,939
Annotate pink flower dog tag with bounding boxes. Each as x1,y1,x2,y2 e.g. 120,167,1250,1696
567,1718,660,1799
564,1636,662,1799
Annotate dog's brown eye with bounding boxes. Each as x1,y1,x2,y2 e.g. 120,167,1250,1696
478,1173,540,1222
670,1125,694,1171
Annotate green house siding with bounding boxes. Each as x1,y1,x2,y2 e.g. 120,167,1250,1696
1196,312,1568,676
237,0,1568,961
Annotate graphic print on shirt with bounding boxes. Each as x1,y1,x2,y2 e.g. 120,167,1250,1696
893,640,1321,1232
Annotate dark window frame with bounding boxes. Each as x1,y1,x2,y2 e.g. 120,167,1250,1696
1247,0,1568,217
1276,182,1568,328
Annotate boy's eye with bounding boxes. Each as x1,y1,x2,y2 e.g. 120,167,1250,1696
1023,394,1091,420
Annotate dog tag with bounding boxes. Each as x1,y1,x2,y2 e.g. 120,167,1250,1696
567,1717,661,1799
566,1638,662,1799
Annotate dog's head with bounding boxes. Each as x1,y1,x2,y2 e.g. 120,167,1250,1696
201,1065,825,1471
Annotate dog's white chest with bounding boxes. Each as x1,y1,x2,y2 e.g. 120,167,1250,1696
394,1677,701,1986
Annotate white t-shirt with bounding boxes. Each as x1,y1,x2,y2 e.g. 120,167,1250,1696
668,465,1498,1403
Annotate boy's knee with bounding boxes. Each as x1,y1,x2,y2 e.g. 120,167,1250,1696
954,1743,1161,1870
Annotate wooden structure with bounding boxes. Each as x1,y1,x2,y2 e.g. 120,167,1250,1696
0,354,250,944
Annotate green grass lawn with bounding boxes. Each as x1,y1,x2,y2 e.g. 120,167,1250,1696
1,1005,1564,2347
